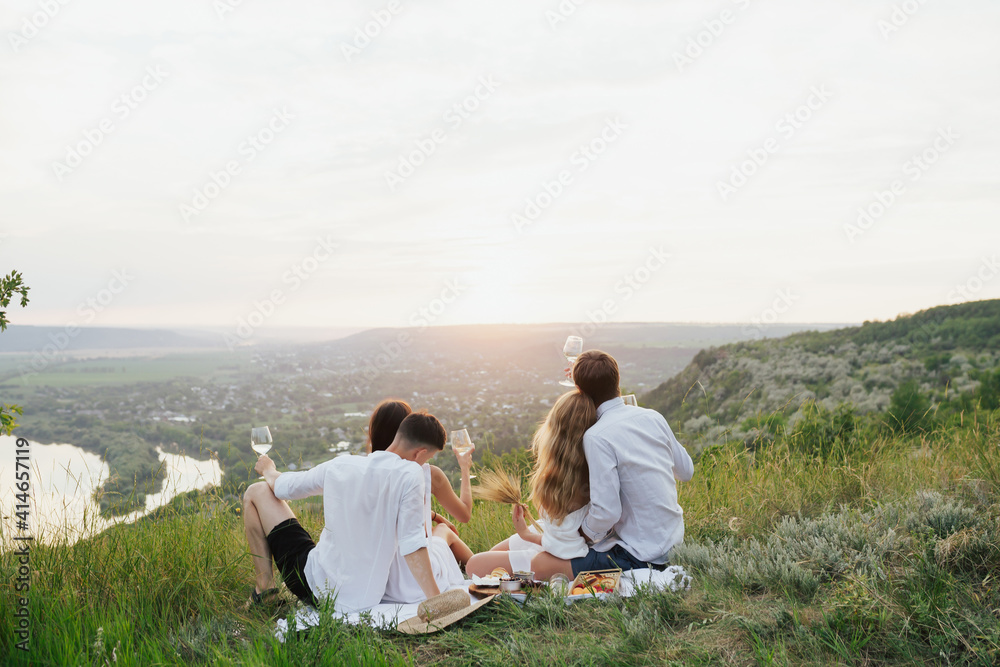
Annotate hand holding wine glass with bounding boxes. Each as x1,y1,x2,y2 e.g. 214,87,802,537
451,428,476,479
251,426,273,480
559,335,583,387
254,453,276,478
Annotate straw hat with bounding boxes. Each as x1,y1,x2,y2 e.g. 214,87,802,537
396,589,496,634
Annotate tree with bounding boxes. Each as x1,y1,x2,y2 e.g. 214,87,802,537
1,270,30,434
0,270,30,332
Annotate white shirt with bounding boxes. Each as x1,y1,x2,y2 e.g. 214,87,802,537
581,397,694,564
273,451,426,613
540,504,590,560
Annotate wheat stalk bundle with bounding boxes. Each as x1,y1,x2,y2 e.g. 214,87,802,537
472,466,544,533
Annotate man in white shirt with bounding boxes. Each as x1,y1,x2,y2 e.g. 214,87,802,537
242,411,445,612
573,350,694,574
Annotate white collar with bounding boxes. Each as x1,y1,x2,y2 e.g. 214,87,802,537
597,396,625,418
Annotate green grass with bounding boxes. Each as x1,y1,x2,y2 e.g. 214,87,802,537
2,416,1000,666
0,353,239,387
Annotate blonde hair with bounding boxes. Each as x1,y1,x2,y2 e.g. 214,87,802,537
529,390,596,523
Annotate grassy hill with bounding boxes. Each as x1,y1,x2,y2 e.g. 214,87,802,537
643,299,1000,449
2,414,998,665
3,307,1000,664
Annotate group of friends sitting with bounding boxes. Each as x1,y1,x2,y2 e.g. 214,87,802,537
242,349,694,613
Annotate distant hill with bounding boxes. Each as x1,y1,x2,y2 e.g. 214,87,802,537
0,326,226,353
310,322,850,392
643,300,1000,444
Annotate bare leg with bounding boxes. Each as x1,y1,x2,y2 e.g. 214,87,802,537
433,523,474,566
529,551,574,580
243,481,296,594
466,551,515,577
490,538,512,552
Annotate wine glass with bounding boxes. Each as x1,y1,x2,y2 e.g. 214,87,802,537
251,426,272,479
622,394,637,407
451,429,476,479
559,336,583,387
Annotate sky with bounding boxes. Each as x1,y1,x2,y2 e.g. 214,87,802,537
1,0,998,336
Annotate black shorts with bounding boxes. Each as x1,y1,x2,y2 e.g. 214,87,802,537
266,518,317,606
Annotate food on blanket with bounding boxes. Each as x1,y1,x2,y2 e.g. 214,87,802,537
491,567,509,579
513,570,535,582
567,570,621,596
417,589,470,622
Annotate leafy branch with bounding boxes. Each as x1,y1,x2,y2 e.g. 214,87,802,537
1,269,30,433
1,270,30,332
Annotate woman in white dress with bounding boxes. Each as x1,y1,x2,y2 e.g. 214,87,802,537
364,399,475,604
466,390,596,580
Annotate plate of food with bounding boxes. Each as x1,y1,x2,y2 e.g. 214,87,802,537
470,568,546,598
469,567,516,598
507,568,622,604
568,569,620,598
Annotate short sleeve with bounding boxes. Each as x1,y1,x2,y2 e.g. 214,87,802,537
395,464,428,556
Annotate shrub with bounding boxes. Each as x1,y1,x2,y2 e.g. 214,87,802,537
886,379,932,433
672,504,903,601
785,401,861,460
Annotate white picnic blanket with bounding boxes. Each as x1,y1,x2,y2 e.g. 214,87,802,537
618,565,692,596
274,566,691,640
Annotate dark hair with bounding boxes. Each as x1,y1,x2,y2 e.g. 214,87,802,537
368,399,412,452
397,411,447,451
573,350,620,405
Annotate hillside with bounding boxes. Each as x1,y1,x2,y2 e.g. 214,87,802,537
0,325,226,353
644,299,1000,446
4,412,999,665
4,322,835,515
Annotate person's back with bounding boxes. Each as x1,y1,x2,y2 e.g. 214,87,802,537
276,451,425,612
574,350,694,566
582,397,693,562
255,411,448,613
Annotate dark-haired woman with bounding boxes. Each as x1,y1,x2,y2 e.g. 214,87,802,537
366,399,475,603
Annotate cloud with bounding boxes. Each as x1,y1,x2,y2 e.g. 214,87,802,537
2,0,999,327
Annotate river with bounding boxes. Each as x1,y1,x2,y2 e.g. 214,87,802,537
0,434,221,549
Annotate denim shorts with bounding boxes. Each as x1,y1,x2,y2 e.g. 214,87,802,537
570,544,668,576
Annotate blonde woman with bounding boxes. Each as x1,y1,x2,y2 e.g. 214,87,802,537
466,390,596,580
